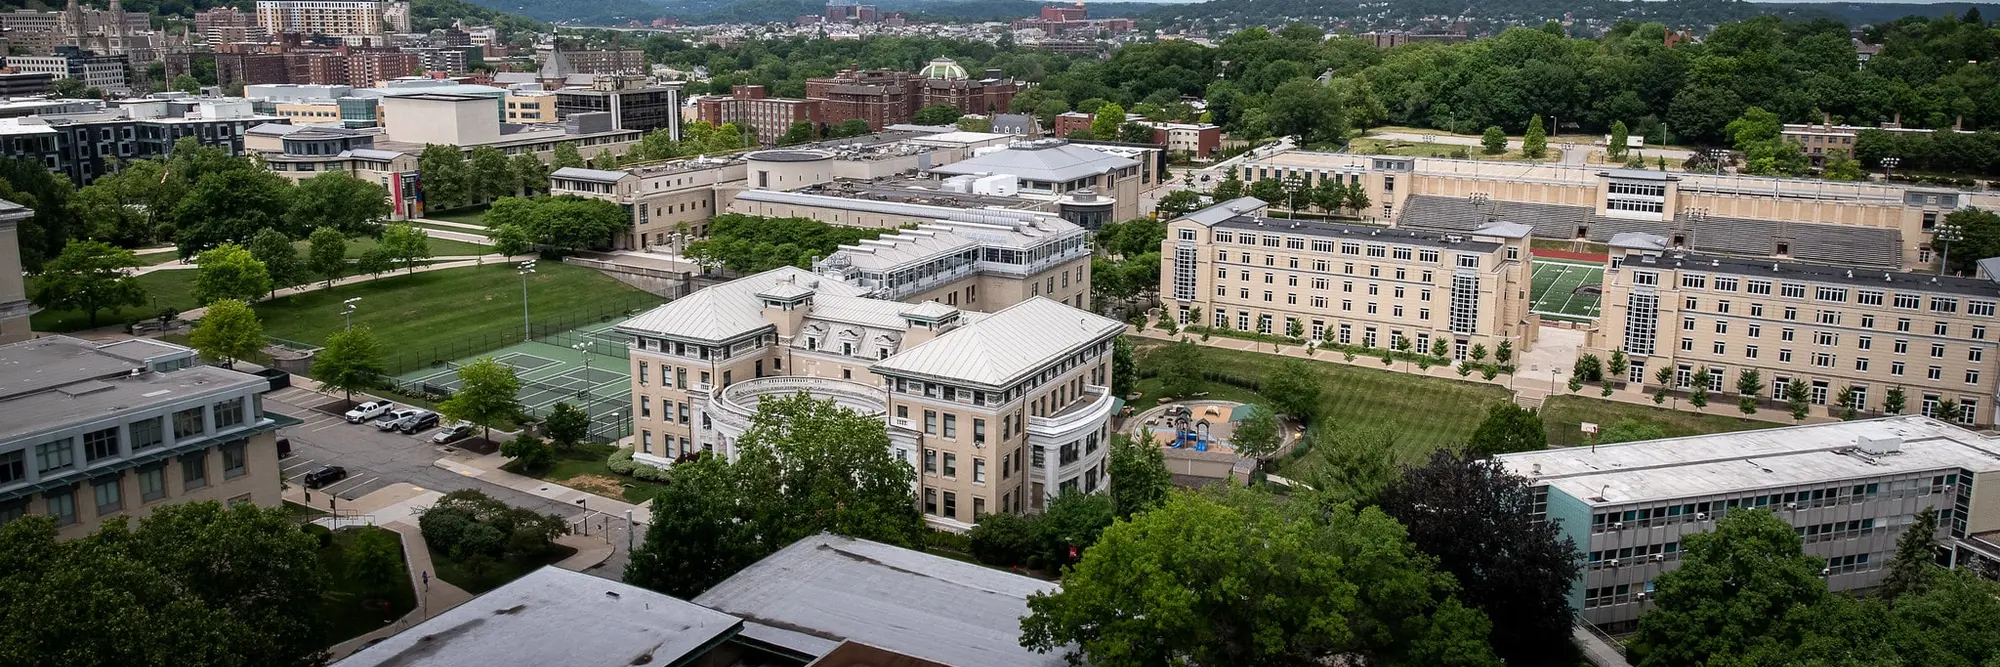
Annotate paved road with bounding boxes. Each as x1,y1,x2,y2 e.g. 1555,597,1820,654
268,386,636,580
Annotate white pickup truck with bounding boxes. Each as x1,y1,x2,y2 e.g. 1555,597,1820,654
344,401,394,423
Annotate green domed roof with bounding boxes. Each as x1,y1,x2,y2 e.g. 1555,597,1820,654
919,57,968,80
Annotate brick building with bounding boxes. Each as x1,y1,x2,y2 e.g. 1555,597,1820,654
695,84,820,145
804,57,1018,131
1053,111,1221,159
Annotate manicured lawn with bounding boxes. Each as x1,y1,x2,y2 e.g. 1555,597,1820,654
253,262,663,375
317,526,416,645
133,250,184,266
431,543,578,595
1539,394,1775,447
28,269,202,332
425,206,491,226
294,233,492,260
524,443,665,504
1134,342,1513,471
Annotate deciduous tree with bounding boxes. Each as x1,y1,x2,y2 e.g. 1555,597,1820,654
188,299,263,368
1627,510,1831,667
914,104,964,126
1467,402,1545,457
305,227,347,287
28,239,145,327
543,401,590,450
286,171,389,237
1482,125,1508,155
439,357,523,443
1262,358,1323,423
418,144,470,211
313,326,387,408
1090,102,1126,140
1106,433,1170,519
248,228,303,297
190,243,272,306
1154,340,1205,397
379,223,432,273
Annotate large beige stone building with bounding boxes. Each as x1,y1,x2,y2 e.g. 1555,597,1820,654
1235,152,2000,271
0,199,34,345
1594,232,2000,426
1161,197,1538,358
0,336,288,540
614,267,1122,530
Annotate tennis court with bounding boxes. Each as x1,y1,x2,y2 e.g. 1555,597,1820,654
396,322,634,442
1530,260,1605,322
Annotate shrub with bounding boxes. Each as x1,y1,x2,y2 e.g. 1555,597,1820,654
926,529,973,554
606,447,638,475
968,513,1038,566
630,462,668,482
303,523,334,549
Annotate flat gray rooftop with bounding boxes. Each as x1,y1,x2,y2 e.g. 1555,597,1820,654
335,567,741,667
694,534,1066,667
1495,416,2000,507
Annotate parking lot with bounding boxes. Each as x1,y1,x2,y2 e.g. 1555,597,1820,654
263,386,637,578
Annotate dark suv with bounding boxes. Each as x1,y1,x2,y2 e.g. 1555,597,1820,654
397,411,441,434
302,465,347,489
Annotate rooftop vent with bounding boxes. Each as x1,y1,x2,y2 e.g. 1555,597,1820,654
1856,435,1902,455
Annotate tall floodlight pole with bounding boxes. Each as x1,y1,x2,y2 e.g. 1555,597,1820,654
341,297,361,330
518,260,537,341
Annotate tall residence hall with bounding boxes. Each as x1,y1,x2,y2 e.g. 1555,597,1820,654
1497,416,2000,630
0,335,290,540
614,266,1120,531
1234,152,2000,272
1161,197,1538,358
1593,232,2000,426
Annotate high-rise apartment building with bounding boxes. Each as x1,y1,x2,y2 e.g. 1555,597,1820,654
254,0,386,37
1160,197,1539,358
616,268,1122,530
1595,232,2000,426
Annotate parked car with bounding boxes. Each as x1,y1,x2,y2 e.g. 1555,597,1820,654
301,465,347,489
375,409,420,431
345,401,393,423
397,411,440,434
431,423,474,444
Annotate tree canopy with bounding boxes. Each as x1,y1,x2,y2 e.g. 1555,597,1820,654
28,239,146,327
682,213,893,273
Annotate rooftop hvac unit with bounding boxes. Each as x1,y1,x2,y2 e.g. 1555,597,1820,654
1856,435,1902,455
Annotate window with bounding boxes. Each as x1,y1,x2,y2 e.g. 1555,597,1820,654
1745,345,1759,359
924,488,937,514
1815,287,1847,302
1934,343,1947,359
0,451,19,484
35,439,73,473
974,458,986,483
1929,366,1944,381
83,427,118,462
130,417,162,450
1746,280,1771,295
1895,294,1920,309
943,491,957,519
1892,361,1906,376
1781,283,1806,299
1856,357,1870,372
182,451,207,489
45,489,75,526
924,410,937,435
1748,324,1762,338
138,466,164,502
1898,318,1913,332
1715,277,1738,291
1936,321,1952,336
93,476,122,515
1858,290,1884,306
1895,339,1910,354
943,453,957,477
1712,341,1727,354
1932,297,1960,314
1779,349,1793,363
1815,332,1838,347
173,408,204,439
221,442,246,479
1973,301,1997,317
943,414,957,439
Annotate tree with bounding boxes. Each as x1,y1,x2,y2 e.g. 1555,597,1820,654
776,120,814,146
1467,402,1545,457
1106,434,1169,519
955,116,992,133
1211,166,1244,200
0,502,331,667
1262,358,1323,423
439,357,522,444
1154,340,1205,397
1880,506,1940,601
1111,337,1137,396
828,118,872,138
1090,102,1126,141
1021,488,1500,667
499,433,554,469
1431,337,1450,358
1823,149,1864,181
355,247,394,279
188,299,263,368
543,402,589,450
1940,208,2000,276
624,454,760,597
344,528,403,598
1736,368,1762,414
1688,368,1711,408
191,243,272,306
968,512,1039,567
1608,120,1630,160
1786,377,1811,421
248,228,303,297
1262,78,1345,145
1118,121,1156,144
1885,386,1908,415
1230,404,1282,460
509,152,550,197
1381,450,1584,667
466,146,515,204
1522,116,1548,159
1598,419,1667,444
1495,340,1513,365
1481,125,1508,155
1627,510,1831,667
171,168,293,256
1156,189,1203,217
490,222,533,258
169,73,203,94
28,239,145,327
313,326,386,408
1344,186,1371,216
914,104,964,126
286,171,389,237
1300,426,1398,505
418,144,470,211
1835,384,1859,420
379,223,432,273
305,227,347,287
1654,365,1675,403
551,142,586,169
1249,177,1286,205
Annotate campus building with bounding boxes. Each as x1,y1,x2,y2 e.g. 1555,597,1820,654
1234,151,1999,272
693,85,821,145
1160,197,1539,358
254,0,391,37
0,199,31,344
930,138,1148,222
1592,232,2000,426
0,336,290,540
1051,111,1222,159
804,58,1020,131
615,267,1121,530
552,75,682,137
1495,416,2000,630
0,97,282,185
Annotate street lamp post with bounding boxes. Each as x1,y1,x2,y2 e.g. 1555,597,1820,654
518,260,536,342
341,297,360,330
573,341,593,399
1935,223,1963,276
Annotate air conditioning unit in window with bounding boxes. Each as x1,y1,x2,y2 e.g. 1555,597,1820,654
1608,559,1621,568
1611,522,1625,530
1651,554,1666,563
1695,512,1709,520
1786,502,1800,510
1821,567,1833,576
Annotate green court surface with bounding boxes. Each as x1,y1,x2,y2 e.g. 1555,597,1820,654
397,322,634,442
1529,260,1605,322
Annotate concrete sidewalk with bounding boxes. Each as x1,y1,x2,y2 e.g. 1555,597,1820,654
434,450,652,525
315,483,476,661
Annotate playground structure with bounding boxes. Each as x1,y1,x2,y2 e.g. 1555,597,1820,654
1135,401,1248,456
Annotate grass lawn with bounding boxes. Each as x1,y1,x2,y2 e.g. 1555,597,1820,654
317,526,416,645
134,250,183,266
28,269,201,332
294,234,491,260
253,262,663,375
1135,342,1513,472
431,543,578,595
524,443,666,504
425,206,491,226
1540,394,1775,447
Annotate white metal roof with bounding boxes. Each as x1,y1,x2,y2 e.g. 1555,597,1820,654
551,167,629,183
870,297,1122,387
1495,416,2000,507
1179,197,1267,226
617,267,867,342
734,189,1054,226
930,139,1139,183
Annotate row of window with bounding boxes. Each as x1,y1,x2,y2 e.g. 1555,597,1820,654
1671,272,1995,316
1588,477,1965,534
1675,338,1984,384
0,442,250,527
4,399,246,484
1218,253,1443,284
1678,298,1988,340
1213,231,1450,265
